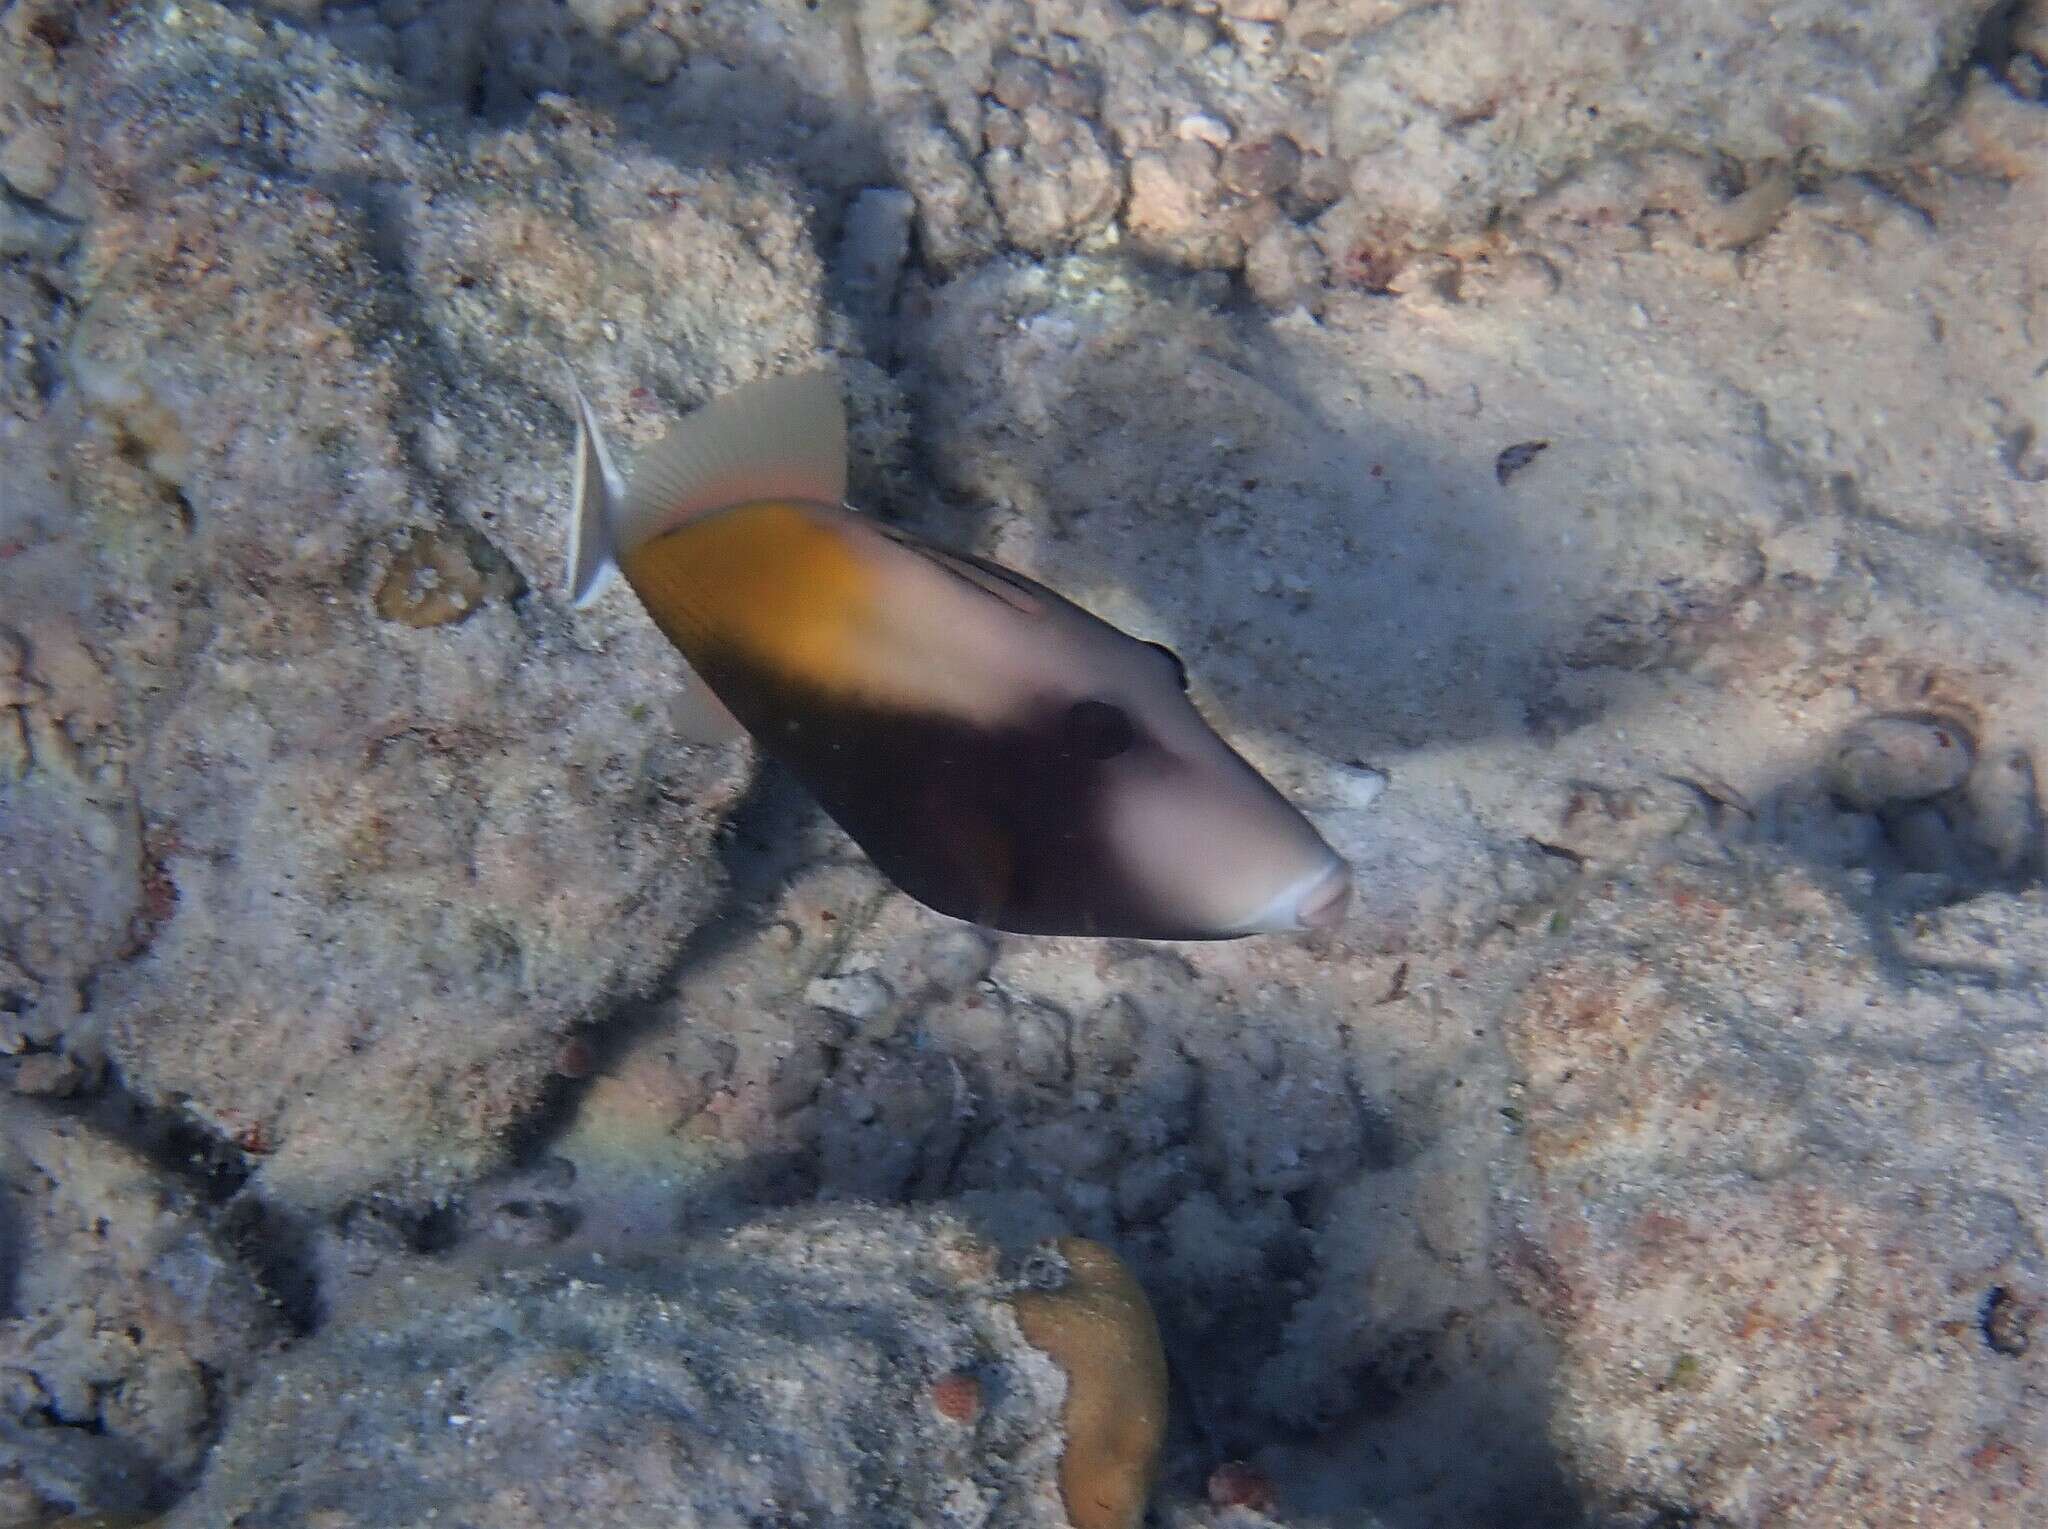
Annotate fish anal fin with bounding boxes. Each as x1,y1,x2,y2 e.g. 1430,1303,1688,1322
669,669,748,747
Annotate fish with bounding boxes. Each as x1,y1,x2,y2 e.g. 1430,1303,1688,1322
564,368,1350,941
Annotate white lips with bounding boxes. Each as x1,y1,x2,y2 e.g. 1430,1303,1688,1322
1295,859,1353,928
1244,854,1353,934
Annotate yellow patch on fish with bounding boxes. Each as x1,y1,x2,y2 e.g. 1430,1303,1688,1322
622,500,890,707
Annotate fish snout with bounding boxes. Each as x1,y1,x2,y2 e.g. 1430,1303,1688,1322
1293,857,1353,930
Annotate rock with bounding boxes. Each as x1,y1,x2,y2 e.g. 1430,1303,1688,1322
159,1209,1074,1528
8,1051,84,1097
929,1369,982,1424
369,525,501,628
1502,855,2048,1524
1221,16,1281,56
1126,143,1265,270
0,192,72,259
1960,747,2044,878
1826,715,1975,811
1693,160,1797,250
1010,1238,1169,1529
0,1104,284,1522
1492,249,1564,298
479,1194,579,1248
991,52,1052,112
55,2,793,1211
1244,220,1328,311
0,122,63,203
835,185,916,355
564,0,651,36
2,2,2043,1524
617,22,682,85
0,709,25,782
1207,1459,1277,1512
1325,1,1991,250
1221,0,1292,21
1221,136,1301,199
982,107,1122,256
886,115,1000,271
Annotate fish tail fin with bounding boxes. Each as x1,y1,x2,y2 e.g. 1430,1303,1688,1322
567,380,626,607
612,368,848,550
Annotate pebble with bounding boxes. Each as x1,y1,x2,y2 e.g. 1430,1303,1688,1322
1221,136,1301,198
1244,220,1327,312
0,123,65,202
1824,715,1974,812
1694,162,1795,251
0,710,26,781
0,193,77,259
991,54,1050,112
565,0,652,37
804,970,894,1027
11,1051,87,1098
483,1197,579,1248
1960,747,2043,877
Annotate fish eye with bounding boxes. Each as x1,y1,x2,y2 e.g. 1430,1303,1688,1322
1144,641,1189,691
1063,699,1136,760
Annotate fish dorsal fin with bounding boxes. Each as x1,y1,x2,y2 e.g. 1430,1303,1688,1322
875,525,1045,617
567,381,626,608
614,369,847,554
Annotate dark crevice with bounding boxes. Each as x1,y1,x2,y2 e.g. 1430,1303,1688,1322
24,1068,328,1338
466,50,492,121
214,1195,321,1336
70,1067,255,1205
1971,0,2028,76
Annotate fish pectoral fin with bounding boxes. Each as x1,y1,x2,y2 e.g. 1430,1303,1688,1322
614,368,848,548
567,380,625,607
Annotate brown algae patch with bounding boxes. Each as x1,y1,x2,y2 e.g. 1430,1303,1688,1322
373,525,497,628
1009,1237,1168,1529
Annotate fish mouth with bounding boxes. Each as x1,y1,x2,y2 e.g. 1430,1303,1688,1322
1294,859,1353,930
